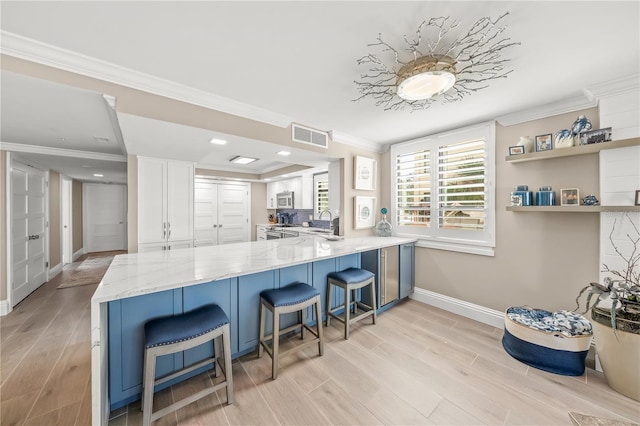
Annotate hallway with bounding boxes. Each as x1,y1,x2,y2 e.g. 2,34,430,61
1,252,116,425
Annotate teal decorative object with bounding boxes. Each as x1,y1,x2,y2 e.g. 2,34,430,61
375,208,392,237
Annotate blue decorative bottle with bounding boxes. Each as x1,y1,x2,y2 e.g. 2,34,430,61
375,208,392,237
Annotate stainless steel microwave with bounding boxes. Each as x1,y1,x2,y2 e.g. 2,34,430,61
276,192,294,208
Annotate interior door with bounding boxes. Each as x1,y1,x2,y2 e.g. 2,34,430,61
194,180,218,247
84,183,127,252
12,161,47,306
218,184,249,244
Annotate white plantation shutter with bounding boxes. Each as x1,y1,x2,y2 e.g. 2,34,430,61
396,149,431,227
391,122,495,255
314,172,329,218
438,139,486,231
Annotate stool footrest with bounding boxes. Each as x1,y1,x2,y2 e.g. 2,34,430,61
150,380,229,423
154,357,216,387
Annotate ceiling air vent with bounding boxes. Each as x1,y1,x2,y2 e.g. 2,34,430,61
292,124,328,149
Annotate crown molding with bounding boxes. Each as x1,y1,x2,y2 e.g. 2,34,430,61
1,142,127,162
585,73,640,98
329,130,385,153
496,93,598,127
0,30,293,128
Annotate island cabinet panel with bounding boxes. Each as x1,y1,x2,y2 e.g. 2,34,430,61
399,243,415,299
237,271,276,353
312,258,338,321
277,263,313,329
182,279,235,367
108,289,182,410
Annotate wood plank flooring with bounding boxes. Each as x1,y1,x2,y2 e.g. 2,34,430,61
2,252,639,425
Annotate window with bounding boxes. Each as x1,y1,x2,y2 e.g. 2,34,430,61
391,121,495,255
313,172,329,219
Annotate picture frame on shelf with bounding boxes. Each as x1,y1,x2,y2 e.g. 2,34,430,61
354,196,376,229
535,134,553,152
635,190,640,206
354,155,376,190
579,127,612,145
510,194,523,206
509,146,525,156
561,188,580,206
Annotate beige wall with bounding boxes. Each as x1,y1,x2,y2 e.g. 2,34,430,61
72,180,83,253
250,182,267,240
415,108,601,312
49,171,61,268
1,151,6,300
127,154,138,252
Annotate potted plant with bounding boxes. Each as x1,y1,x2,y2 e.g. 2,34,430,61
575,212,639,401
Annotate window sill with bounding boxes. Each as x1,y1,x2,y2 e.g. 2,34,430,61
414,239,495,257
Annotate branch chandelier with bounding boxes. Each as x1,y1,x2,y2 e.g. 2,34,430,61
354,13,520,111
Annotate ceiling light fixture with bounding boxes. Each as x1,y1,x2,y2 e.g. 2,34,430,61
277,151,291,156
93,173,104,177
230,155,258,165
210,138,228,145
354,13,519,111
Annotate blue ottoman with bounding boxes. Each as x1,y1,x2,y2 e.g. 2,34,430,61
502,306,593,376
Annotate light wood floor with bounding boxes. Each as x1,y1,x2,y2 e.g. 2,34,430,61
2,254,639,426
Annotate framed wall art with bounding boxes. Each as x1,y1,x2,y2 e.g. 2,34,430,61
560,188,580,206
354,155,376,190
535,134,553,152
354,196,376,229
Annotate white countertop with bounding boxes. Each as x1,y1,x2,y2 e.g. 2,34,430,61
91,235,416,304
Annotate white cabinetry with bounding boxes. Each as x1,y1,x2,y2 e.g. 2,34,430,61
256,225,269,240
138,157,194,252
266,175,313,209
194,179,250,247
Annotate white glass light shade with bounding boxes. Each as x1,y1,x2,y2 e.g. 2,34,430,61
396,55,457,101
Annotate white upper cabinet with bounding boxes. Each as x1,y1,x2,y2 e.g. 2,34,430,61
138,157,194,249
266,175,313,209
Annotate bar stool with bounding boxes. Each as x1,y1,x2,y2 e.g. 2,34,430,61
326,267,376,339
259,282,324,380
142,304,233,426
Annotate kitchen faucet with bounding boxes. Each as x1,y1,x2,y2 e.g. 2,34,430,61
319,210,333,231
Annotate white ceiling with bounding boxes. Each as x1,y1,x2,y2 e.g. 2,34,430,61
1,1,639,183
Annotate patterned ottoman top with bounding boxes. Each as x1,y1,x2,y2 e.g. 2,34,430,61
506,306,592,337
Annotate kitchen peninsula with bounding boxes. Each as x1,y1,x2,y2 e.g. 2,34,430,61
91,234,416,425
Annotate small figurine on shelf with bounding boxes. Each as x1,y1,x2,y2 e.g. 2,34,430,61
582,195,599,206
375,208,392,237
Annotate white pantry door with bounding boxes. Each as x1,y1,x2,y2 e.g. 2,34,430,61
84,184,127,252
12,161,47,306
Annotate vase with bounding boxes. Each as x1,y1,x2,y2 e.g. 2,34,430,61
591,307,640,401
375,214,392,237
554,129,574,149
516,136,534,153
571,115,592,145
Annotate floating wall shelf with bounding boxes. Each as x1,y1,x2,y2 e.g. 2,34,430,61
505,137,640,163
506,206,640,213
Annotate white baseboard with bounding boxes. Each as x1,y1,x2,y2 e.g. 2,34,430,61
72,248,85,262
410,288,504,329
0,299,11,316
49,262,62,278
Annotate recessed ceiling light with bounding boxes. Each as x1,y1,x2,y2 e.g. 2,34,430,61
282,174,290,178
93,173,104,177
264,178,271,182
230,156,258,165
210,138,228,145
277,151,291,156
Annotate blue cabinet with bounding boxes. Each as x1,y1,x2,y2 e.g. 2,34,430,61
237,271,275,354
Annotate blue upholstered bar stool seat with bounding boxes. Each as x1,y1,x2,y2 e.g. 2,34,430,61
259,283,324,379
326,267,376,339
142,304,233,426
